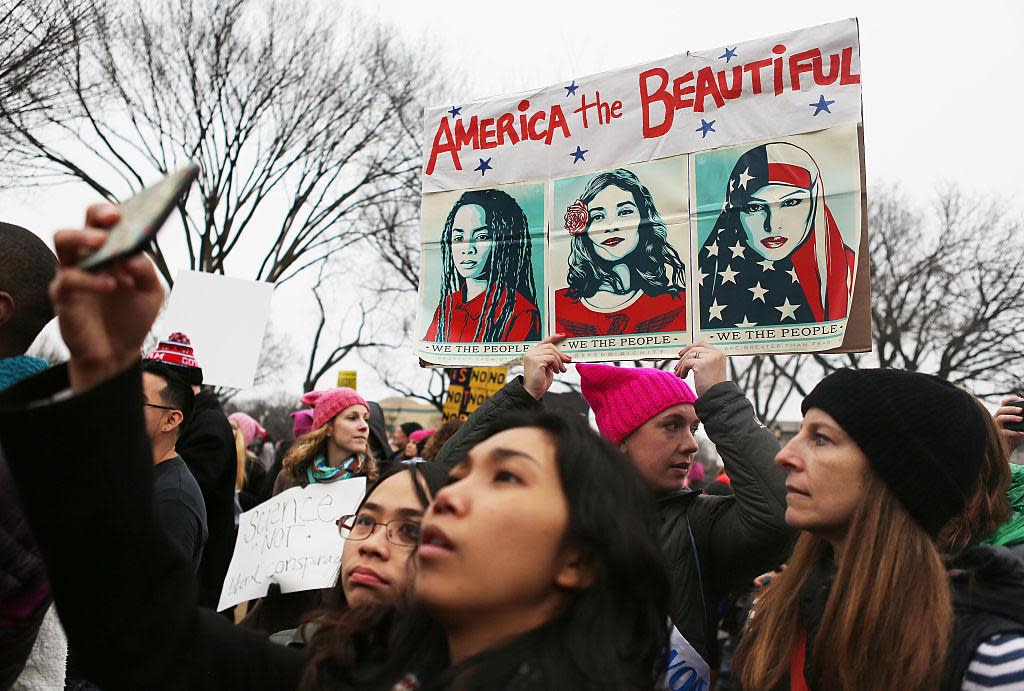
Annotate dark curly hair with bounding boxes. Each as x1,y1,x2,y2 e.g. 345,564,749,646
565,168,686,300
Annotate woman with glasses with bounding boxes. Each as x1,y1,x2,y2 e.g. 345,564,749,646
269,463,449,648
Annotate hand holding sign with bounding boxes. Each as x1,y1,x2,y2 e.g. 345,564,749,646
523,334,572,400
674,342,727,397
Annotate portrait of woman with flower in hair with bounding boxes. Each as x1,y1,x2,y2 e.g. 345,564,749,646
554,167,688,338
423,188,542,343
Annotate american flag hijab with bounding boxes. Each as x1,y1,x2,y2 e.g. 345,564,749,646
697,142,855,329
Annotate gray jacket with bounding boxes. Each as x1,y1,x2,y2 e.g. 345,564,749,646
435,376,793,664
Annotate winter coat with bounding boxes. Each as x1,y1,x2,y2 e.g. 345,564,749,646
0,355,56,688
942,545,1024,691
0,363,306,690
434,376,793,663
177,390,238,609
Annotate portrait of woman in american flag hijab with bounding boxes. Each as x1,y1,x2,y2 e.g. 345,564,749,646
697,142,856,329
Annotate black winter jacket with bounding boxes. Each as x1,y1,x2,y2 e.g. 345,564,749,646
177,390,238,609
435,376,793,663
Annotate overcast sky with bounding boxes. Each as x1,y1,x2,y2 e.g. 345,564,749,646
6,0,1022,406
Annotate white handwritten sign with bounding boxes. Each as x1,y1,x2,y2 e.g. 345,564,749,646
217,478,366,611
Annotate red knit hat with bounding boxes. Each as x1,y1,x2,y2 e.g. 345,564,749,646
301,387,369,431
577,363,697,445
146,332,203,386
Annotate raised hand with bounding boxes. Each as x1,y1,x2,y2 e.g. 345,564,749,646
523,334,572,401
995,395,1024,451
50,203,165,393
674,342,728,397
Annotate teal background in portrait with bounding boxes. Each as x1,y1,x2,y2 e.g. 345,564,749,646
419,181,546,340
693,127,861,249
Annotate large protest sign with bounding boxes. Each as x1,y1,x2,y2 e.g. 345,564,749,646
217,478,366,611
417,18,869,365
162,271,275,388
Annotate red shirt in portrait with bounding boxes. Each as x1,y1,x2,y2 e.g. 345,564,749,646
554,289,687,337
424,289,540,343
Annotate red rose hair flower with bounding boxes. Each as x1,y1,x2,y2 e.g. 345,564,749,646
564,200,589,236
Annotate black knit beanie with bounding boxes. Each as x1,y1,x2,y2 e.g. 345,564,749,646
801,368,987,537
400,422,423,437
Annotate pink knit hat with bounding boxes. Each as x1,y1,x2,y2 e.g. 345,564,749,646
228,412,265,447
290,409,314,439
577,363,697,445
409,428,434,444
301,387,368,431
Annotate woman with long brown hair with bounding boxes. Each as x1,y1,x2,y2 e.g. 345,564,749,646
274,388,378,495
733,368,1014,691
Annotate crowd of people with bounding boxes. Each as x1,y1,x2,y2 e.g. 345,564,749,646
1,204,1024,691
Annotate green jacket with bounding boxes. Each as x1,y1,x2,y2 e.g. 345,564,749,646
435,377,794,664
982,464,1024,548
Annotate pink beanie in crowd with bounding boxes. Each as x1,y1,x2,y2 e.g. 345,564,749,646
228,412,265,447
576,363,698,445
290,409,314,439
301,388,369,431
409,428,434,444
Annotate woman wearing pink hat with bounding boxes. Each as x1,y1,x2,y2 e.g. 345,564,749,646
430,335,791,666
272,388,376,495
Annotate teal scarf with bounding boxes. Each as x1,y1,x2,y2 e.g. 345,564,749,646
306,454,358,485
0,355,48,392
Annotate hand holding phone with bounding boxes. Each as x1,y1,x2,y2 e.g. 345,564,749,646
77,165,199,270
999,395,1024,435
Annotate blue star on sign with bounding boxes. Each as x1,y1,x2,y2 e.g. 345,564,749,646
564,80,579,97
474,158,492,176
696,118,716,138
448,105,461,118
569,146,588,163
719,47,737,62
809,95,835,116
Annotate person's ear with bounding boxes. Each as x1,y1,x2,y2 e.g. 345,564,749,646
164,410,184,433
554,547,594,591
0,291,14,329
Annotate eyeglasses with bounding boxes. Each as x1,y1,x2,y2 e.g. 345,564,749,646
144,401,177,411
336,513,421,548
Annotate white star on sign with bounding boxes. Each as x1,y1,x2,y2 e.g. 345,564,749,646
758,259,775,271
718,264,739,285
748,282,769,302
775,297,799,321
708,299,727,321
694,267,708,285
706,241,719,257
787,267,799,283
735,316,756,328
729,241,746,259
737,167,754,190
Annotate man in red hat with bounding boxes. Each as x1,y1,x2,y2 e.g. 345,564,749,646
146,332,236,613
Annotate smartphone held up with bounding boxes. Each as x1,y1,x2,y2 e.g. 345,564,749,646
77,165,199,271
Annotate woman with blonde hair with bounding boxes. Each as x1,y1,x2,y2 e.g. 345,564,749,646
273,388,377,495
227,412,268,511
734,368,1024,691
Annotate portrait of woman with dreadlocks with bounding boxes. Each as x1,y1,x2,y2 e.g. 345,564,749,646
423,187,542,343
